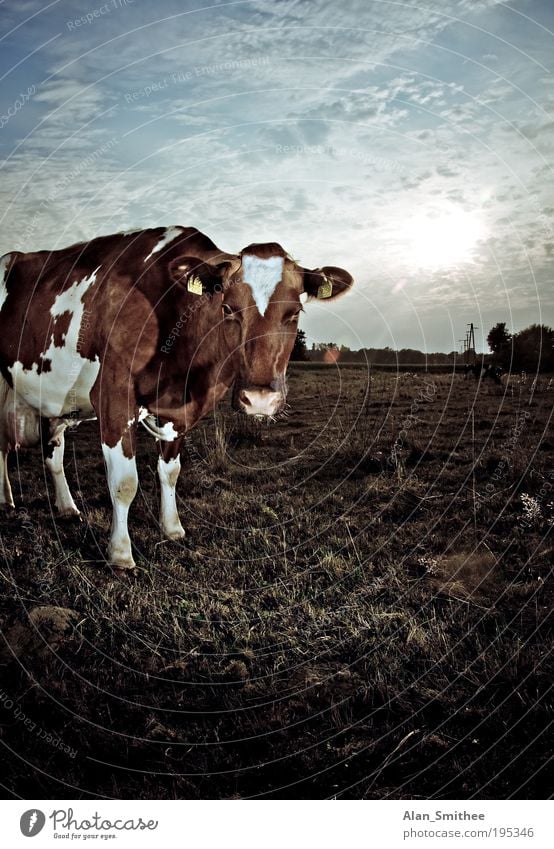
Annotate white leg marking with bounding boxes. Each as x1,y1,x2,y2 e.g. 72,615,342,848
102,439,138,568
0,373,15,507
158,455,185,540
0,450,14,508
45,430,80,517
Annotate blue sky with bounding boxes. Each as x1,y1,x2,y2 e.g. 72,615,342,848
1,0,552,352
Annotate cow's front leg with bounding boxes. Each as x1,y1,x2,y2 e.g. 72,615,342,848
101,427,138,570
43,421,80,518
158,437,185,540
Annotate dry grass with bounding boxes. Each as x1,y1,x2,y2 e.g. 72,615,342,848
0,366,552,799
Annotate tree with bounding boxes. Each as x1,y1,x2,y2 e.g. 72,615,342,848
487,322,512,367
487,322,511,355
512,324,554,372
291,329,308,361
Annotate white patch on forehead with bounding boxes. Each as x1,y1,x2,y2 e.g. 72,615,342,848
242,254,284,316
144,227,184,262
0,253,12,311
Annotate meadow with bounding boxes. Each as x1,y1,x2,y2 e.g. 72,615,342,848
0,365,552,799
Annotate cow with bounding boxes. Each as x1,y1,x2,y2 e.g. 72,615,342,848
464,363,484,380
485,364,503,384
463,363,503,384
0,227,353,569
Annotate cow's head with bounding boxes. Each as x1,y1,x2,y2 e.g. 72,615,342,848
168,242,353,417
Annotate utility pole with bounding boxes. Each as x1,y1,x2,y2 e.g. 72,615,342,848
467,323,478,365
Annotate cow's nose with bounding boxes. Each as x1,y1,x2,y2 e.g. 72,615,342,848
239,388,283,417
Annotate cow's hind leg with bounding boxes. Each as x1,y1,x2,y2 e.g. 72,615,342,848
0,376,14,508
43,421,81,518
158,438,185,540
0,446,14,509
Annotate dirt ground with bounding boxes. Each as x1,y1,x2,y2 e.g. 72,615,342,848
0,364,552,799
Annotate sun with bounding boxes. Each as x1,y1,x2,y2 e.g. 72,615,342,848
406,203,486,269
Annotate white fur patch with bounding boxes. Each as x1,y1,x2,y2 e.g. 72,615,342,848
8,268,100,418
144,227,184,262
45,425,80,516
0,449,14,507
3,386,40,448
141,415,179,441
102,439,136,495
50,266,99,320
158,455,185,539
0,253,12,311
102,438,138,567
128,407,157,430
242,254,284,316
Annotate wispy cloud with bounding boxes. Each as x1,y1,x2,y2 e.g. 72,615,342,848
0,0,552,350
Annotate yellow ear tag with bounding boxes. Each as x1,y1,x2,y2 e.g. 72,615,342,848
187,275,203,296
317,275,333,299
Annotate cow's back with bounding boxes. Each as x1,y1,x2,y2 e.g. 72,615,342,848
0,231,154,417
0,226,227,419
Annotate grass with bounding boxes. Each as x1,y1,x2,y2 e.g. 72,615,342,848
0,366,552,799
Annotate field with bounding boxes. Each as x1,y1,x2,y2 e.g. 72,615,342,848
0,365,552,799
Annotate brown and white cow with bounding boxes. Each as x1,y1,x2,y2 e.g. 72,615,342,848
0,227,353,569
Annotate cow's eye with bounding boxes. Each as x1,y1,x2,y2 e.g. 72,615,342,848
222,303,237,317
285,310,302,324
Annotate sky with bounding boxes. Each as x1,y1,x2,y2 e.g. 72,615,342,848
0,0,552,353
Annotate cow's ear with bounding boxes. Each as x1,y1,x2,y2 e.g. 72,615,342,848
302,265,353,300
168,256,234,296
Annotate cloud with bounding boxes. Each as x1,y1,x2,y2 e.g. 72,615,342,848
0,0,552,350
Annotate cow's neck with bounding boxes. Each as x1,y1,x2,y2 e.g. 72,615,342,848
137,348,235,431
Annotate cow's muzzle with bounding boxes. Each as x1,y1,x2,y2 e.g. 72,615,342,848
234,385,285,417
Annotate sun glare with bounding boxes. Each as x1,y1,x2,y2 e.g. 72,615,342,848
406,203,485,269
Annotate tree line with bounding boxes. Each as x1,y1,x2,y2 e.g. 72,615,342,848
291,324,554,372
487,323,554,372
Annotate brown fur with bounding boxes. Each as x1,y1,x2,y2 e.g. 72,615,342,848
0,226,354,563
240,242,291,260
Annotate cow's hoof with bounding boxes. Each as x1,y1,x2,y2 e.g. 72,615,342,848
109,560,137,578
164,526,186,541
107,547,136,572
56,507,82,521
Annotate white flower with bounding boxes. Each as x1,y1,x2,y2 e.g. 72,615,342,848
520,493,541,522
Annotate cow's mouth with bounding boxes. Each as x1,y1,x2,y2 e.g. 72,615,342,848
232,385,285,418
